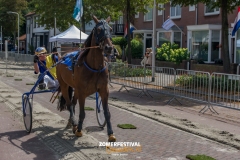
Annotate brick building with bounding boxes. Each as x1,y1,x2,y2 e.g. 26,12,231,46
132,3,240,64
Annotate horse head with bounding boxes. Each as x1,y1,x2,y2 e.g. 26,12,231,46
92,15,113,54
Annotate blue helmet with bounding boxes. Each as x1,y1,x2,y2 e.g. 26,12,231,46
35,47,47,55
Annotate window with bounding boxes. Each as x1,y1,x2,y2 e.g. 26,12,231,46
174,32,182,47
37,36,40,47
191,31,209,61
170,4,181,18
158,4,163,15
211,30,220,61
33,36,36,48
118,16,123,24
205,0,219,15
144,6,153,21
34,17,36,28
34,16,38,28
158,32,171,47
236,30,240,63
189,5,195,11
158,32,182,47
135,12,139,18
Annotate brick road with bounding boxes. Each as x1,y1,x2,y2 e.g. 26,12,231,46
0,68,240,160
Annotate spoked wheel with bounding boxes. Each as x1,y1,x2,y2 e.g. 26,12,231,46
96,92,106,128
22,95,32,133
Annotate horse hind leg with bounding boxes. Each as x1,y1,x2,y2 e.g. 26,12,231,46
100,93,116,142
66,87,77,129
75,96,85,137
61,85,78,133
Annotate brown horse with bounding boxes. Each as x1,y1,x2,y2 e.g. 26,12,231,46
56,15,116,142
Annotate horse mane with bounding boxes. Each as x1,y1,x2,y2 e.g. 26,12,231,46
78,29,93,61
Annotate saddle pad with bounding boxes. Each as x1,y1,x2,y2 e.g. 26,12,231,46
61,51,80,70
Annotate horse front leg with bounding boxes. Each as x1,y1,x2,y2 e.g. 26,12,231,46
75,96,85,137
100,92,116,142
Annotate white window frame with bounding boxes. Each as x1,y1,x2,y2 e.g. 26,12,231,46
34,16,37,28
135,12,139,18
205,0,220,16
189,5,195,11
170,4,181,19
118,16,123,24
158,4,163,15
37,36,40,47
144,6,153,21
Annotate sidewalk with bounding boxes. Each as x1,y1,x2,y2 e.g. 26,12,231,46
0,100,59,160
0,68,240,159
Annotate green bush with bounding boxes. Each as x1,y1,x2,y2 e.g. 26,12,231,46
114,45,122,59
175,74,209,87
112,37,127,48
156,43,189,64
126,39,143,59
175,74,240,92
110,61,152,77
117,67,152,77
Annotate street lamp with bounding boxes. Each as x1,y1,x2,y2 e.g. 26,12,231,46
7,11,19,54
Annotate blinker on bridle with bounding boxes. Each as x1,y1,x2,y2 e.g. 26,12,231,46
94,20,111,46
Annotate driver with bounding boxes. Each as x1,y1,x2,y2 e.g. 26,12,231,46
33,47,61,89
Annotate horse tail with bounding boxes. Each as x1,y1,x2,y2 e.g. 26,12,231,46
57,86,73,111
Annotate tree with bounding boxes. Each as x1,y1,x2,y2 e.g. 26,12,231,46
0,0,27,43
101,0,169,64
30,0,122,32
171,0,240,73
29,0,169,63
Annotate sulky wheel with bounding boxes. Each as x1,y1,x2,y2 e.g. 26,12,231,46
22,95,32,133
96,92,106,128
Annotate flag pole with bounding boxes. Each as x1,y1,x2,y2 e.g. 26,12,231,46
169,18,185,36
79,20,81,47
79,1,81,48
173,22,185,36
162,18,185,35
152,0,156,82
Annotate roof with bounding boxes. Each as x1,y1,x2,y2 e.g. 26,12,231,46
18,34,26,41
25,12,35,17
49,25,88,43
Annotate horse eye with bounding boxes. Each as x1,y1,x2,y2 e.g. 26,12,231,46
97,27,101,34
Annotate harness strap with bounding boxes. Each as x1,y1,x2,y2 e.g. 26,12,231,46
83,60,106,73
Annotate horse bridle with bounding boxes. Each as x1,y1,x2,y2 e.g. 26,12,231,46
94,20,111,46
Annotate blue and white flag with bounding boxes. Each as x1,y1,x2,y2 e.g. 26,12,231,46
232,7,240,36
162,19,175,30
73,0,83,21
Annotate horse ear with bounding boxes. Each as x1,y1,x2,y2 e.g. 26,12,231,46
106,16,111,23
92,15,99,24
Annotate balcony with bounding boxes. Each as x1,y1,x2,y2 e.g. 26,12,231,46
111,24,124,35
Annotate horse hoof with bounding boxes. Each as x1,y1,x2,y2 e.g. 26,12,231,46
66,121,72,128
72,126,78,134
75,131,82,137
108,134,116,142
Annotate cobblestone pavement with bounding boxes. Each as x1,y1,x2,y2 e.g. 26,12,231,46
0,66,240,160
0,100,59,160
